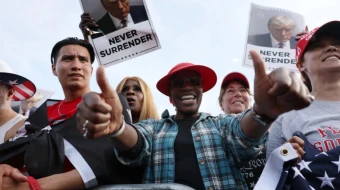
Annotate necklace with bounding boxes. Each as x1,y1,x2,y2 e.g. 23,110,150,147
58,100,76,116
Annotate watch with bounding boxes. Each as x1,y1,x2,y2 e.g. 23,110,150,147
251,105,274,127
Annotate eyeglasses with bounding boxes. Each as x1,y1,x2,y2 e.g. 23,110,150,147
170,77,202,89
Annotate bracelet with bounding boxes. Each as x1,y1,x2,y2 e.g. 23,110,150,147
27,176,42,190
111,116,126,138
252,104,274,127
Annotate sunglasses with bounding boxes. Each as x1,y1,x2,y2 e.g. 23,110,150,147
170,77,202,89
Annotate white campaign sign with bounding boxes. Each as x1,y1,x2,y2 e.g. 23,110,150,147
243,3,306,72
90,21,160,67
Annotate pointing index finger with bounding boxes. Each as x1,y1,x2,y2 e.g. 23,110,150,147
250,50,267,81
96,66,122,113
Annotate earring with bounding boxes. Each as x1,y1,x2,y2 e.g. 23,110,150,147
299,67,305,71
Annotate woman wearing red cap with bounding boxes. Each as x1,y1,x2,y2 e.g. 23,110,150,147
218,72,265,189
218,72,251,114
265,21,340,188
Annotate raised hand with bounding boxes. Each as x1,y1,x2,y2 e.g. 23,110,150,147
79,13,99,42
251,50,312,120
77,66,123,138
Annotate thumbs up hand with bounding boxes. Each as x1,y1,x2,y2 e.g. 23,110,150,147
77,66,123,138
250,50,312,120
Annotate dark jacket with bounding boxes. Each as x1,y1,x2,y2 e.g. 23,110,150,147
247,33,297,49
93,5,148,38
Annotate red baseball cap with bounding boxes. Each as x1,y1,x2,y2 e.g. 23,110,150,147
157,62,217,96
221,72,250,89
296,21,340,64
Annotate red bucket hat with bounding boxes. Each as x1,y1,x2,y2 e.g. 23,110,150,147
296,21,340,65
156,62,217,96
221,72,250,89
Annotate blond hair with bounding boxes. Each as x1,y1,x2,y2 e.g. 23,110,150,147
116,77,159,122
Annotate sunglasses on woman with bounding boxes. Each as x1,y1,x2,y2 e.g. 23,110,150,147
170,77,202,89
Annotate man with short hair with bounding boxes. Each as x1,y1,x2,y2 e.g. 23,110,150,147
248,16,297,49
0,37,134,189
76,50,313,189
0,60,36,144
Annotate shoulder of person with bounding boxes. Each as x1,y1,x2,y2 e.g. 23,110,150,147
200,113,239,130
275,108,302,124
133,118,162,131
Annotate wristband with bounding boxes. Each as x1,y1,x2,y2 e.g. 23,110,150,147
111,116,126,138
252,104,274,127
27,176,42,190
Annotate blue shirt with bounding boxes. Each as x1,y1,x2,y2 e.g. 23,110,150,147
115,110,267,190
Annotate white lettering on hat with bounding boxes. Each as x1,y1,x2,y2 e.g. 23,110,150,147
304,28,318,41
296,47,301,61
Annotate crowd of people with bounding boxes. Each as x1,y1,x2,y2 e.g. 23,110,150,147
1,4,340,189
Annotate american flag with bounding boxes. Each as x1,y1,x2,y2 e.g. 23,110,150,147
0,72,36,101
255,131,340,190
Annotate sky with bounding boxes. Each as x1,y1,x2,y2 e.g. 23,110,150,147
1,0,339,117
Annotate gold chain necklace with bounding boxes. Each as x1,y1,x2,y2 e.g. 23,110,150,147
58,100,76,116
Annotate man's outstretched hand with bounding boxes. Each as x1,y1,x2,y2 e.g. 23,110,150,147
77,66,123,138
251,50,312,120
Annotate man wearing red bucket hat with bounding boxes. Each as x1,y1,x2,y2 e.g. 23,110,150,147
0,60,36,144
76,50,312,189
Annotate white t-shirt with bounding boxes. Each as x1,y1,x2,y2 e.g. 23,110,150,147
0,114,25,144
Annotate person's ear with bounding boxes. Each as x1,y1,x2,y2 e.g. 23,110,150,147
169,95,174,105
296,62,306,72
219,102,224,110
7,88,15,100
52,64,57,76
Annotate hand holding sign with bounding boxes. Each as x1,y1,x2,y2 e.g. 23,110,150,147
79,13,99,42
251,50,312,120
77,66,123,138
